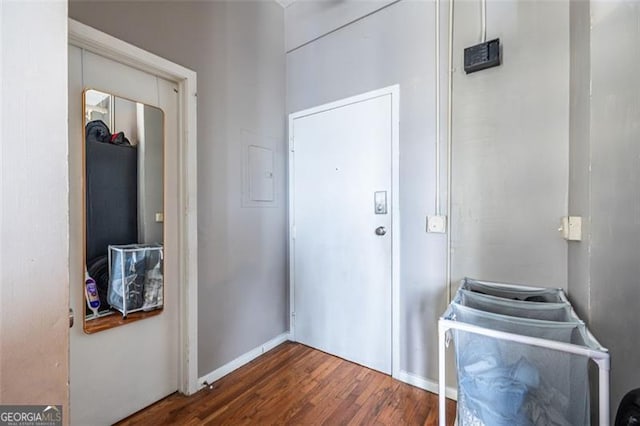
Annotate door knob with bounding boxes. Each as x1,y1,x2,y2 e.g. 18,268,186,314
375,226,387,236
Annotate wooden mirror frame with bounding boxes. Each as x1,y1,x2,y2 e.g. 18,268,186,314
82,88,166,334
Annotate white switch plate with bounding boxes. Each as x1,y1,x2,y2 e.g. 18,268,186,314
559,216,582,241
427,215,447,233
155,213,164,223
374,191,388,214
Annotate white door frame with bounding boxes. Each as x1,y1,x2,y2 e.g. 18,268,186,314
288,85,400,377
68,19,199,396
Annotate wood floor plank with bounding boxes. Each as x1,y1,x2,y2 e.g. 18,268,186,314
116,342,456,426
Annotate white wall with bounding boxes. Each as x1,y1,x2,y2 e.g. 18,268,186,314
69,1,287,378
0,0,69,416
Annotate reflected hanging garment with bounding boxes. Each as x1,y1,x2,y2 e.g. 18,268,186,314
85,139,138,262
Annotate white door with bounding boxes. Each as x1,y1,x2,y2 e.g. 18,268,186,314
290,88,398,374
68,46,180,425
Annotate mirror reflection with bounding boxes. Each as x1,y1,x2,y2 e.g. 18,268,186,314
83,89,165,330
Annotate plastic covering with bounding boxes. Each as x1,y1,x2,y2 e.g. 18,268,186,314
442,278,608,426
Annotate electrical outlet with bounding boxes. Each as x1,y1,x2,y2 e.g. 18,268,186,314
427,215,447,233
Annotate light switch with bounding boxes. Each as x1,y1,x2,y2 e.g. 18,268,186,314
374,191,387,214
155,213,164,223
427,215,447,233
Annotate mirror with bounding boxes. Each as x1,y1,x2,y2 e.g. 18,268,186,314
83,89,165,333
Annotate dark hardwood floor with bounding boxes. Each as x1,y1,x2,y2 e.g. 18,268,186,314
116,342,456,425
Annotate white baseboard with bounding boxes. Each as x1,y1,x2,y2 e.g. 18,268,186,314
395,370,458,401
198,332,291,388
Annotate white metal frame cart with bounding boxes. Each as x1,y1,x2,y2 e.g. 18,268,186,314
438,278,610,426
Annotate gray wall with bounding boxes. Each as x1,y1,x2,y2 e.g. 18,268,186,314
140,105,164,244
568,0,591,320
69,1,288,377
451,0,640,414
285,0,396,51
454,0,640,415
451,0,570,289
287,0,447,383
70,0,640,413
567,1,640,415
287,0,573,387
114,97,138,145
588,1,640,413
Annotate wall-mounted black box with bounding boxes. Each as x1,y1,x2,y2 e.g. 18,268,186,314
464,38,501,74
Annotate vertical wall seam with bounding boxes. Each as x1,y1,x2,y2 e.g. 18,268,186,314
445,0,454,302
435,0,441,215
586,8,593,323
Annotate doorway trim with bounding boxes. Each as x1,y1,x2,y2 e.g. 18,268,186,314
68,19,199,395
288,85,400,377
